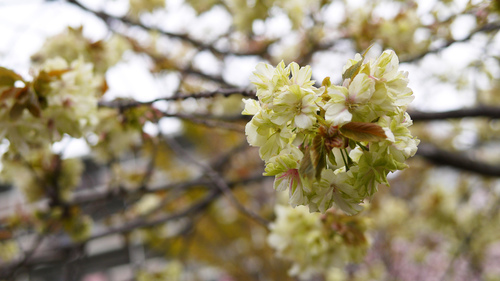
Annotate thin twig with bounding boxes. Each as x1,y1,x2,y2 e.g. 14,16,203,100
138,131,159,190
98,87,500,123
123,37,237,88
65,0,269,57
162,136,270,228
80,174,266,244
162,112,245,133
70,141,256,206
0,235,44,280
402,21,500,63
98,88,256,109
439,192,500,281
0,173,267,276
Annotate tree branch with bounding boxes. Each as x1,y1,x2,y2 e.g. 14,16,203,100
409,106,500,121
416,142,500,177
98,88,256,109
162,112,245,132
72,141,260,206
0,235,44,280
163,136,270,228
65,0,268,58
98,86,500,123
402,21,500,63
0,173,271,276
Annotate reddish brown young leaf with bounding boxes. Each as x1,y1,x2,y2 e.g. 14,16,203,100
340,122,387,142
0,87,23,102
46,69,71,77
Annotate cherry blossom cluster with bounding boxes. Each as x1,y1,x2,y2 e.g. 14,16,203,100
243,50,419,215
268,205,369,278
0,57,103,156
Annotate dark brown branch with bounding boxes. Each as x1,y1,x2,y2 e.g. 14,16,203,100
187,114,252,124
98,90,500,177
416,142,500,177
163,136,270,228
123,36,238,88
296,37,348,66
26,244,161,280
0,192,216,277
74,173,263,210
72,178,211,206
439,192,500,281
98,88,256,109
409,106,500,121
89,190,221,242
137,128,161,191
402,21,500,63
0,235,44,280
181,67,232,87
0,174,269,276
65,0,268,58
162,112,245,132
98,86,500,122
69,140,254,207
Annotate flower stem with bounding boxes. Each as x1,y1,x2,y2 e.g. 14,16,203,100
340,148,350,171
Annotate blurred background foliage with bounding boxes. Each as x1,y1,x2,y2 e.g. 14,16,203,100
0,0,500,280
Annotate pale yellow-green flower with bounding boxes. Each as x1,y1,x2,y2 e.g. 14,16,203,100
271,85,320,129
244,51,418,216
268,205,370,278
324,73,375,125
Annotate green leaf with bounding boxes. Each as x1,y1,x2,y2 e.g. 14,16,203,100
342,59,363,81
0,67,23,88
9,103,25,120
327,150,337,167
26,89,42,117
346,149,354,166
298,145,314,183
33,70,54,97
348,139,356,149
362,43,375,57
311,135,326,181
341,45,373,81
340,122,387,142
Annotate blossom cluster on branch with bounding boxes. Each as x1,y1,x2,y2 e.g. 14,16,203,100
0,57,103,155
0,28,135,246
243,50,419,215
268,204,370,278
